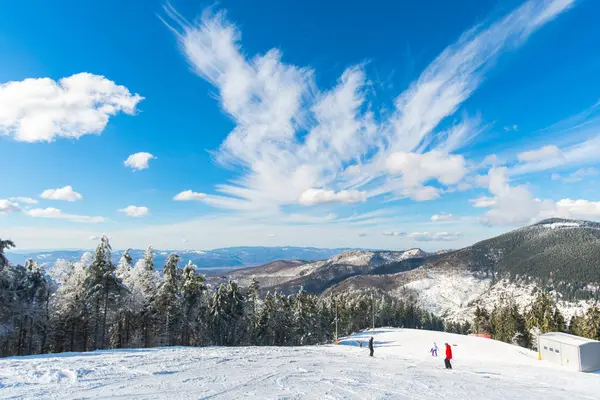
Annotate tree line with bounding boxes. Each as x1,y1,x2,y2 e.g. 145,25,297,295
472,291,600,350
0,237,447,358
2,236,599,358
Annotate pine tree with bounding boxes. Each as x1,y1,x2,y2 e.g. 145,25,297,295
582,305,600,340
152,253,181,346
84,236,121,349
473,306,491,334
143,246,154,272
180,261,206,346
50,256,88,352
0,238,15,268
116,249,133,282
245,278,261,345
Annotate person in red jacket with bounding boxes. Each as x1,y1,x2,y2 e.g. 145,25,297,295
444,343,453,369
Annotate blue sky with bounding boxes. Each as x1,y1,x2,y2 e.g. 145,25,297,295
1,0,600,251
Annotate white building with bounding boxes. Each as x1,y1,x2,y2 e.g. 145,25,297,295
538,332,600,372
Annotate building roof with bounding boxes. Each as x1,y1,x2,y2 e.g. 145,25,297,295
539,332,599,347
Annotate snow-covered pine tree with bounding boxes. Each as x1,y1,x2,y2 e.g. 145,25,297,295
0,238,15,268
292,287,318,345
116,249,133,282
181,260,206,346
127,257,160,347
18,259,50,355
245,278,261,345
84,236,122,350
152,253,181,346
50,255,89,352
209,281,245,346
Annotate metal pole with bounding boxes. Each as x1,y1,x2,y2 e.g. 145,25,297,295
372,294,375,331
335,302,338,344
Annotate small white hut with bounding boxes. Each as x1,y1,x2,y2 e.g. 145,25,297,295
538,332,600,372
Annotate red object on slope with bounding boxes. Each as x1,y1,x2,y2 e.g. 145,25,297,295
446,344,453,359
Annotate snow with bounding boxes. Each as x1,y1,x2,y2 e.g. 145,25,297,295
391,270,592,323
399,271,490,320
1,328,599,399
541,222,581,229
540,332,599,346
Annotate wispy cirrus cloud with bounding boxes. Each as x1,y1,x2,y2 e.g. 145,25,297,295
163,0,574,214
7,197,38,205
552,167,598,183
26,208,105,223
382,230,461,241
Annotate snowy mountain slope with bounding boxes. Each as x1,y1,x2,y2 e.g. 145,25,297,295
1,328,598,399
324,218,600,321
329,266,594,322
216,249,429,294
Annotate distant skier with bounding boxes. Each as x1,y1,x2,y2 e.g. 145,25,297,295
359,340,363,348
444,343,453,369
430,342,438,357
368,337,374,357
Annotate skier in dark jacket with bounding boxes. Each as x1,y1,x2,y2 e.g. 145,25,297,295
444,343,453,369
368,337,374,357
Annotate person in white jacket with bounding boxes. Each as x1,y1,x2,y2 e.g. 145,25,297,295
430,342,439,356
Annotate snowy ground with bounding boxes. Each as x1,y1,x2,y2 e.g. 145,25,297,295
1,328,599,399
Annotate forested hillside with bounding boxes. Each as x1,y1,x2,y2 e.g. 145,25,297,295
0,237,443,358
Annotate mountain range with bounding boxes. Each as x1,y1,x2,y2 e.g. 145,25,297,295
6,246,362,272
216,218,600,322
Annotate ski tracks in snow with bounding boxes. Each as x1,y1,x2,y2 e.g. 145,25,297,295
1,329,600,399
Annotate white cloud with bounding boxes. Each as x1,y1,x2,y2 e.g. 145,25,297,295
161,0,571,212
383,231,404,237
552,167,598,183
430,213,458,222
0,199,21,214
267,233,277,238
469,196,497,208
124,152,156,171
408,232,462,242
89,235,100,240
118,205,150,217
503,124,518,132
8,197,38,205
281,213,337,224
0,73,143,142
475,167,600,226
552,199,600,219
40,186,83,202
517,145,562,163
385,150,467,188
27,208,105,223
298,188,366,206
405,185,442,201
480,154,501,167
173,190,208,201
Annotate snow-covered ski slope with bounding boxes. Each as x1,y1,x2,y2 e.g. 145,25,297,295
1,328,599,399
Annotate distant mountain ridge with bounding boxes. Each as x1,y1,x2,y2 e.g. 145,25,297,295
213,248,430,293
6,246,367,271
214,218,600,322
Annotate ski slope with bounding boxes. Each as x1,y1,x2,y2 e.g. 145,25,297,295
1,328,599,399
